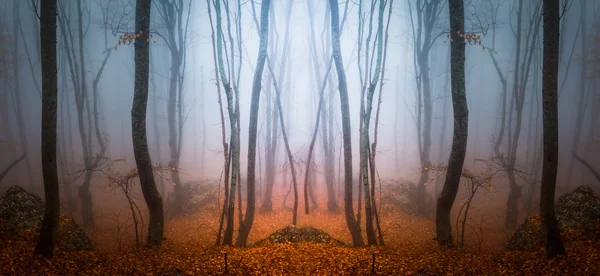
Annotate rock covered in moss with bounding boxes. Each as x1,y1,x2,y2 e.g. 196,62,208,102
253,226,347,247
0,185,45,232
0,185,94,251
506,185,600,250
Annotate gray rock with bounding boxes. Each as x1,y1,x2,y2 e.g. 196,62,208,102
506,185,600,251
0,185,94,251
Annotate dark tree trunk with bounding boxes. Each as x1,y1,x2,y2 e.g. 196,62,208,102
329,0,363,246
540,0,566,259
435,0,468,247
131,0,165,247
236,0,271,247
34,0,59,258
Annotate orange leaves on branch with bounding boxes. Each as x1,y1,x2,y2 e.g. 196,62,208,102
444,31,486,51
114,31,155,51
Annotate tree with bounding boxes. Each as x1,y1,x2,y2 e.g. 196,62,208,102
34,0,59,258
155,0,192,216
253,0,292,216
408,0,444,215
539,0,566,259
131,0,165,247
435,0,468,247
236,0,272,246
356,0,390,246
57,0,113,229
210,0,249,246
481,0,543,230
205,0,231,246
329,0,363,246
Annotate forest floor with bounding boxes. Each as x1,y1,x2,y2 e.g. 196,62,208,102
1,206,599,275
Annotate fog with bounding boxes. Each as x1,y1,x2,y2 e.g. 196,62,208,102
1,0,599,257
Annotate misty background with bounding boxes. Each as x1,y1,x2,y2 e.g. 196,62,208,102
1,0,598,229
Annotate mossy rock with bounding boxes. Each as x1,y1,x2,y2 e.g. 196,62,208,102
0,185,94,251
253,226,348,247
506,185,600,251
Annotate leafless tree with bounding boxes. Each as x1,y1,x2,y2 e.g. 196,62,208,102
236,0,272,246
131,0,165,247
329,0,364,246
408,0,445,215
154,0,192,216
34,0,59,258
540,0,566,259
436,0,469,247
57,0,112,229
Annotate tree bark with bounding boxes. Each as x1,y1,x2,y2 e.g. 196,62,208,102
329,0,363,246
131,0,165,247
435,0,468,247
34,0,59,258
540,0,566,259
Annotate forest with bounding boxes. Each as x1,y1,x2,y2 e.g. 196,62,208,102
0,0,599,274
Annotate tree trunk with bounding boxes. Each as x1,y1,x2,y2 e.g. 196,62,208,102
131,0,164,247
259,21,279,213
409,0,441,216
329,0,363,246
539,0,566,259
215,0,241,247
75,0,95,230
34,0,59,258
236,0,271,247
205,0,230,246
435,0,467,247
